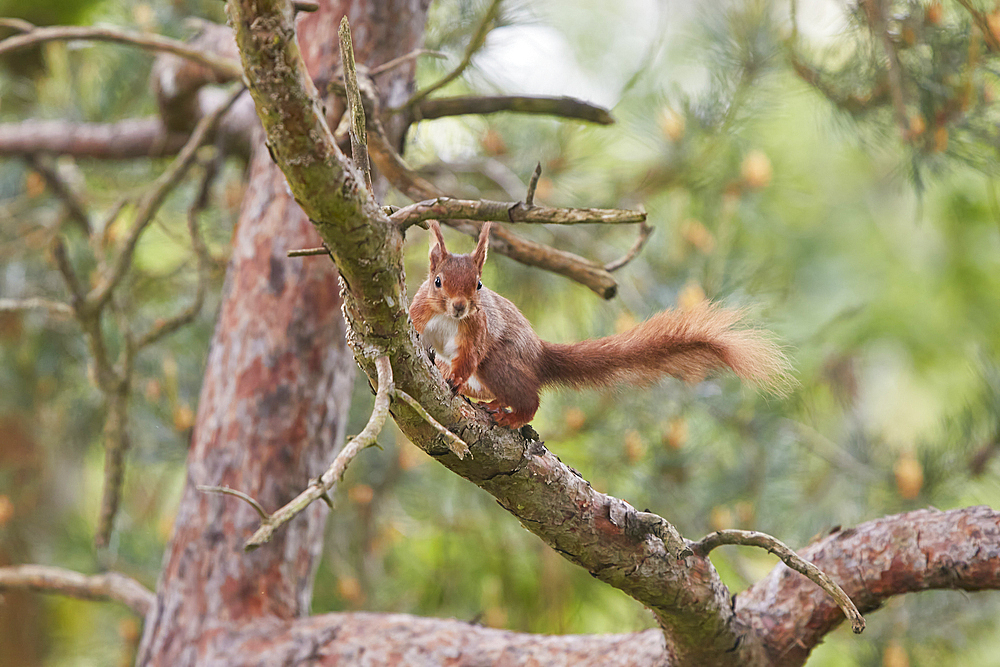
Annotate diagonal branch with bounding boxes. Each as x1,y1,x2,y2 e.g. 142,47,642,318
0,565,154,617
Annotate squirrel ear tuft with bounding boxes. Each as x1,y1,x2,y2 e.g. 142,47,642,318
472,222,492,270
428,220,447,269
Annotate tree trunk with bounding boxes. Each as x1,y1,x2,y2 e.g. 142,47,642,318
135,2,429,663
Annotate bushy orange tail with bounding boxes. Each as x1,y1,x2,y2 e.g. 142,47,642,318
538,303,792,394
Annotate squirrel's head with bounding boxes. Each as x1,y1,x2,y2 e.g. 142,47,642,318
427,221,492,320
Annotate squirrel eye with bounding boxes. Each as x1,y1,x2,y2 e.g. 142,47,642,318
434,276,442,288
477,280,483,290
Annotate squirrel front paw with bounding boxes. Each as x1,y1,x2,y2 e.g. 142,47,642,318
446,375,467,395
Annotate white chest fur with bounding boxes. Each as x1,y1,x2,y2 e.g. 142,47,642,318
421,313,487,394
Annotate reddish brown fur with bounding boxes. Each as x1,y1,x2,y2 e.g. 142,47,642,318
409,223,791,429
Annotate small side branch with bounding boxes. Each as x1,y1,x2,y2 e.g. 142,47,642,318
692,528,865,634
390,196,646,230
338,17,372,193
394,389,470,459
0,565,154,617
243,356,394,550
0,24,243,81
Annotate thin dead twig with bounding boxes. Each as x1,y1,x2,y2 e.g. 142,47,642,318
691,528,866,634
394,388,470,458
197,485,269,521
0,564,154,617
244,356,394,550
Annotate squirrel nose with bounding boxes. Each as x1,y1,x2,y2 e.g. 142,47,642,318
450,300,467,317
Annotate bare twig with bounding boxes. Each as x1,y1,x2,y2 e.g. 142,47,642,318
196,485,270,521
390,195,646,230
24,154,91,234
605,221,653,272
0,565,154,617
412,95,614,125
0,25,243,81
338,17,372,193
394,388,470,458
287,246,330,257
0,297,73,317
525,162,542,206
292,0,320,12
691,528,866,634
244,356,394,550
401,0,502,109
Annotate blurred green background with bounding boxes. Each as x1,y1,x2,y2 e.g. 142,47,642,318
2,0,999,665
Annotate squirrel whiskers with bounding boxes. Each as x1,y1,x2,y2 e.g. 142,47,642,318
409,221,791,428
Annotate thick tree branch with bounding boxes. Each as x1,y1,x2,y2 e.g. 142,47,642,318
0,565,154,617
0,117,189,159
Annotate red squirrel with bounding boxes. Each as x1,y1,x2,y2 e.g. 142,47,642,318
409,221,790,428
